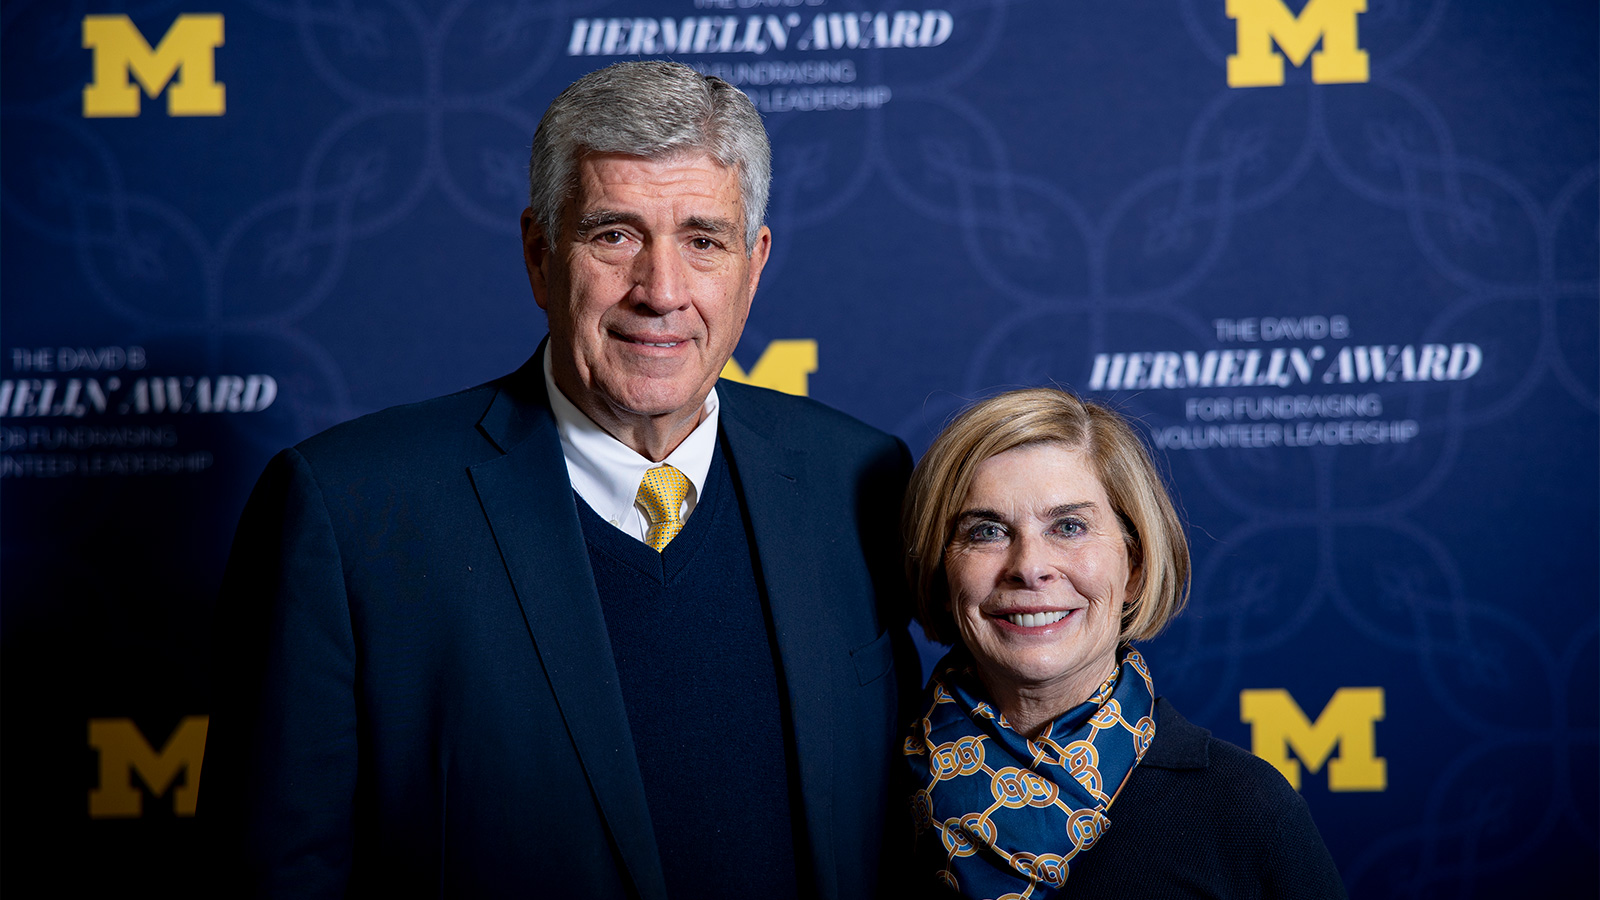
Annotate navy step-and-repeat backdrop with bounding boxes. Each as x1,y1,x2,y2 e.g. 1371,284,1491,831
3,0,1595,895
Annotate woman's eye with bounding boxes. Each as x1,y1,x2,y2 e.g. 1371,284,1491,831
968,522,1005,542
1051,518,1085,537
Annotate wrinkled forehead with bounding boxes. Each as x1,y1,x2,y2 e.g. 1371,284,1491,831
563,150,749,247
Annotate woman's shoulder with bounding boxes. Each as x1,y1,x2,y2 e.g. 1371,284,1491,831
1098,698,1348,899
1143,697,1306,817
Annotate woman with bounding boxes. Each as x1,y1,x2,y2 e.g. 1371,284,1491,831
902,388,1346,898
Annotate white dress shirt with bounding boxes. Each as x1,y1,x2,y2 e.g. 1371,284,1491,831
542,348,719,543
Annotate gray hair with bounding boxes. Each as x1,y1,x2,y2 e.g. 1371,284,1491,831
529,60,771,251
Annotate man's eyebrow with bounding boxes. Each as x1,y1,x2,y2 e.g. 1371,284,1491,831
683,215,738,236
573,209,642,233
573,211,740,243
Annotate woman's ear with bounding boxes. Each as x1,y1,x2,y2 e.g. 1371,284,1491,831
1120,541,1146,630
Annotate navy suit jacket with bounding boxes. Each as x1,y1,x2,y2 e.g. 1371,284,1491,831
201,351,915,899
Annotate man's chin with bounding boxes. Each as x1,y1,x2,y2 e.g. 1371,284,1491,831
598,379,712,424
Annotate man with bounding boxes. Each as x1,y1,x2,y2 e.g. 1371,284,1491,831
201,61,913,898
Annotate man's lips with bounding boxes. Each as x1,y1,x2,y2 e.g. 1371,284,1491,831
612,330,688,349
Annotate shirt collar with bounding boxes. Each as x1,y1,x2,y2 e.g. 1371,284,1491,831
542,345,719,538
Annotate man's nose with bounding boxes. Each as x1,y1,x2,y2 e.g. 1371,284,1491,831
630,239,689,312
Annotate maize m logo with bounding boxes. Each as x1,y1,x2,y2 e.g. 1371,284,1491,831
1227,0,1369,88
83,14,224,117
1241,687,1386,791
88,716,207,817
720,340,819,397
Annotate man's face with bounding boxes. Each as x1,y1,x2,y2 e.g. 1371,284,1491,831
523,152,771,448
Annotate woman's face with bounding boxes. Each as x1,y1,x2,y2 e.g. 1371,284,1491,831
944,443,1137,711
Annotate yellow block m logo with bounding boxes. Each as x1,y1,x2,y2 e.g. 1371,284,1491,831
720,340,819,397
1240,687,1385,791
88,716,208,817
1227,0,1369,88
83,14,225,117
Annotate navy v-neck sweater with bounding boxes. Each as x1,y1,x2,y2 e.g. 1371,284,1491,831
577,442,803,898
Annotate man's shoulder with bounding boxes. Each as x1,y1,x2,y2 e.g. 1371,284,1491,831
716,379,902,454
292,378,513,472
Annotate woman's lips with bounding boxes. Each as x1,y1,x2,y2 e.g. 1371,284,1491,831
988,608,1079,629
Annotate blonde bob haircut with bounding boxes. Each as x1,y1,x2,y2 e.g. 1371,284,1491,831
903,388,1190,647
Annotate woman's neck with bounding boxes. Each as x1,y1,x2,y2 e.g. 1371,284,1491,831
978,656,1120,738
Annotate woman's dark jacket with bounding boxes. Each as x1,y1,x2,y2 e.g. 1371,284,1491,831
918,697,1348,899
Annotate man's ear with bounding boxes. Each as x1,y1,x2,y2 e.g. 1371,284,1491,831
521,207,552,311
745,224,772,302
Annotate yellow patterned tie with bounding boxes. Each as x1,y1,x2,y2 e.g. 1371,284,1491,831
636,465,691,552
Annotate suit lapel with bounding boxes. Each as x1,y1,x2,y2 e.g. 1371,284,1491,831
720,395,841,900
467,360,668,900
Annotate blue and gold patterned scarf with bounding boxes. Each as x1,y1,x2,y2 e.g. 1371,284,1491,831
904,647,1156,898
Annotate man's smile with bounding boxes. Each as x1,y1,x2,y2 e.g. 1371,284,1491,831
611,328,691,349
